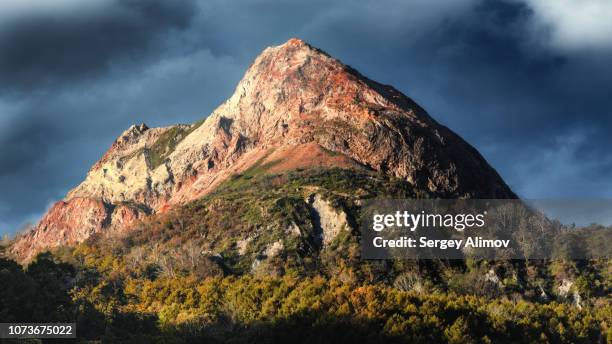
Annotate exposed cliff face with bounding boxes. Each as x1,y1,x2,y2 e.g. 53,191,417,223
11,38,514,261
307,194,350,248
11,198,147,259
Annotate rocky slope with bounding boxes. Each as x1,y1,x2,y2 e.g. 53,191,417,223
11,38,514,261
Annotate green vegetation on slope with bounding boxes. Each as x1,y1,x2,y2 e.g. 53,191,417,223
2,167,611,342
144,119,205,169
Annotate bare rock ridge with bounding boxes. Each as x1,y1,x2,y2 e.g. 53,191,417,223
11,38,515,260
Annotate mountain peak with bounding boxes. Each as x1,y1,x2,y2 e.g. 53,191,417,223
273,37,319,54
244,37,337,84
237,38,428,127
284,37,308,47
271,38,329,59
11,40,515,261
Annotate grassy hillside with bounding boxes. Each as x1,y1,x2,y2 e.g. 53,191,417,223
2,167,611,342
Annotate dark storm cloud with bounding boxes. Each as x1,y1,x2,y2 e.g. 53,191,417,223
1,0,611,234
0,0,196,94
414,0,612,197
0,0,205,233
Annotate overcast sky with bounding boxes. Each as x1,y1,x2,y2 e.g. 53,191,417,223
1,0,611,235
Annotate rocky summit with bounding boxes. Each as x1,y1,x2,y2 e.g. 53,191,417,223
11,38,514,261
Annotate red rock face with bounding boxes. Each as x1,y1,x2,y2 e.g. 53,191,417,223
11,198,146,261
10,38,515,261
